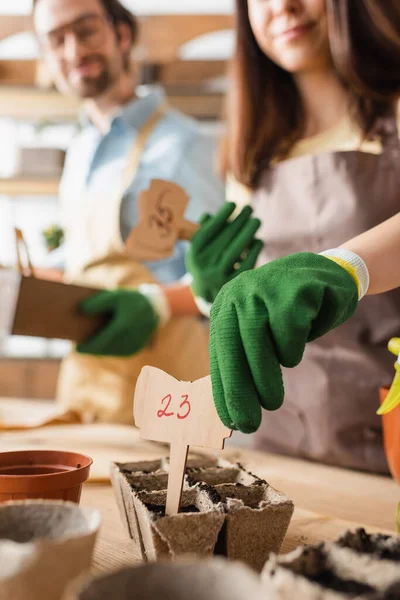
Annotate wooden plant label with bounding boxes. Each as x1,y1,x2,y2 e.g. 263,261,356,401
125,180,199,262
134,366,232,515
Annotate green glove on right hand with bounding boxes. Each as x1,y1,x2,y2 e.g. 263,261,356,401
185,202,263,304
210,252,359,433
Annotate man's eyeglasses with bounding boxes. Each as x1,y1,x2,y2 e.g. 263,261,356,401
40,14,112,57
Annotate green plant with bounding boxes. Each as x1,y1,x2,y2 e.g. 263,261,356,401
42,225,64,251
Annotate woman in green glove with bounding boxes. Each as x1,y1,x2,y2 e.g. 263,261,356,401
189,0,400,473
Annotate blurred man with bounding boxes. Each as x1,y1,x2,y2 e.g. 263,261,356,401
33,0,228,423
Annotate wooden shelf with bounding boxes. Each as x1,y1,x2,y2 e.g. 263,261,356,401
0,86,79,121
0,177,60,196
168,91,223,119
0,358,60,400
137,14,233,63
0,86,223,121
0,15,32,44
0,14,231,121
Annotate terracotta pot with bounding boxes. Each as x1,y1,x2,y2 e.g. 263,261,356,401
380,388,400,484
0,450,92,503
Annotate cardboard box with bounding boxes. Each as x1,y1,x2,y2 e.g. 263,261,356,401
111,457,294,572
15,148,66,177
262,530,400,599
0,269,105,343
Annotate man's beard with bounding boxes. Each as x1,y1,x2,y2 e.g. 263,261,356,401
67,56,115,99
74,70,112,98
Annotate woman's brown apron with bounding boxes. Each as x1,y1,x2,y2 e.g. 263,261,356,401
56,109,209,424
250,116,400,473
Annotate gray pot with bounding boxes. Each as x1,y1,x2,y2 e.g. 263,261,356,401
76,558,264,600
0,500,100,600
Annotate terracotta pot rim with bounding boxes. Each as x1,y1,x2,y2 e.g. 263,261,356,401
379,387,400,484
0,450,93,494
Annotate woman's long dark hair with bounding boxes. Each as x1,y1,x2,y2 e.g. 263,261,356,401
221,0,400,188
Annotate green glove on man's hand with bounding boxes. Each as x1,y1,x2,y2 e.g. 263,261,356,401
77,289,159,357
210,252,359,433
186,202,263,304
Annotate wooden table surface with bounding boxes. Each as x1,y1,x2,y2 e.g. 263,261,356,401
0,398,398,576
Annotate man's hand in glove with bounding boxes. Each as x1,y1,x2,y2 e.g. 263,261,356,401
186,202,263,307
77,289,160,357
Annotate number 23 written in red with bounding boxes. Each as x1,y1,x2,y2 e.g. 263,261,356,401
157,394,191,420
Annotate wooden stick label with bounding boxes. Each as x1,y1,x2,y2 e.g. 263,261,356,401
134,367,232,514
125,180,199,261
134,367,232,449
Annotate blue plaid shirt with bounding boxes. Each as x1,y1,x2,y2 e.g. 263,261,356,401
58,87,225,283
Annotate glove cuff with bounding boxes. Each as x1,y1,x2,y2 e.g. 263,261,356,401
193,295,212,319
137,284,171,327
183,273,212,318
319,249,369,300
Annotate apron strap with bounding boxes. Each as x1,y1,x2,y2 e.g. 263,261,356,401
66,102,168,278
121,106,167,192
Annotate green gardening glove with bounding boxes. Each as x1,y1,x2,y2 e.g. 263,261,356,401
210,252,359,433
77,289,159,357
186,202,263,303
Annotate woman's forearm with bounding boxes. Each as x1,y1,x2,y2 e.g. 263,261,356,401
341,213,400,295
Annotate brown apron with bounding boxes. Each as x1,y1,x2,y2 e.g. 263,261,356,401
251,115,400,473
56,108,209,424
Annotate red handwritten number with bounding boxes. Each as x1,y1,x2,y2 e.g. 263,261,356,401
157,394,191,420
177,394,191,420
157,394,174,418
